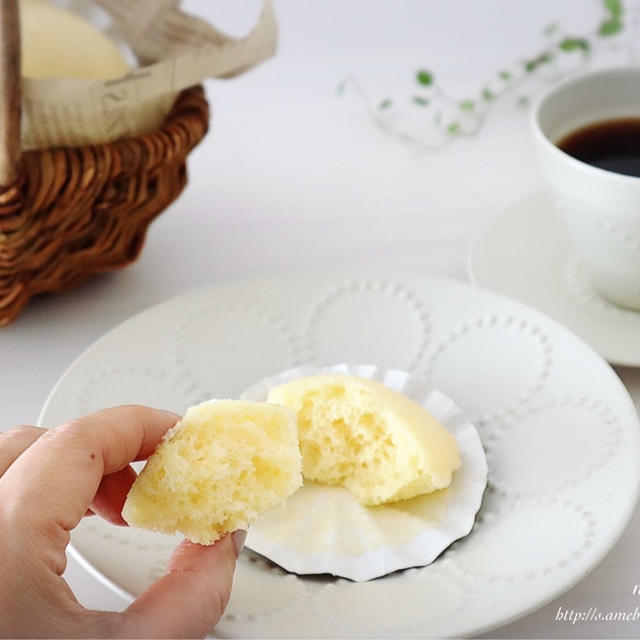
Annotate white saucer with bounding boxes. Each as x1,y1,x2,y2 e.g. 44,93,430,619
469,192,640,366
39,270,640,638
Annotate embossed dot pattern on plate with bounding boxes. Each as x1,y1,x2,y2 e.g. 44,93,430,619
486,399,621,497
565,257,640,318
447,498,595,581
306,279,430,370
424,314,553,420
171,300,303,398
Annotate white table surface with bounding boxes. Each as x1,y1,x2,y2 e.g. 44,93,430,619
2,1,640,637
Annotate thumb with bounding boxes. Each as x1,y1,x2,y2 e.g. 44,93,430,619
116,532,245,638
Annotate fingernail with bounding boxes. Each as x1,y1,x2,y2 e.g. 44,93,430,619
232,530,247,557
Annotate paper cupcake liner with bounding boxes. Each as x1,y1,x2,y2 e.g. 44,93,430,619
240,364,488,582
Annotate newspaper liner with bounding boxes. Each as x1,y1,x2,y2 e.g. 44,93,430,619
241,363,488,582
21,0,277,149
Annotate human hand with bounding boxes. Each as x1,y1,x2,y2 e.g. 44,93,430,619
0,406,244,639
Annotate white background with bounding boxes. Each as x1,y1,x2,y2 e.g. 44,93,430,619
2,1,640,637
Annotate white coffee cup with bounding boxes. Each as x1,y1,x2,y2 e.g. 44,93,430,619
532,67,640,311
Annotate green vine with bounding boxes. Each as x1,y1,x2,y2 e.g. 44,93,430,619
337,0,636,149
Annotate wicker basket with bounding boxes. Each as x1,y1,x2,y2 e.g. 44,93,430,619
0,1,209,326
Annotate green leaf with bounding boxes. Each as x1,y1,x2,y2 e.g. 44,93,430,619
379,99,393,110
525,51,555,72
559,37,591,52
412,96,429,106
517,95,530,108
416,69,434,86
543,22,559,37
459,100,475,111
604,0,623,17
498,70,512,82
482,87,495,101
447,122,461,135
336,81,346,96
598,18,623,36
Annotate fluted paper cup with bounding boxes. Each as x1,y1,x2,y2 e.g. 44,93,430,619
240,364,488,582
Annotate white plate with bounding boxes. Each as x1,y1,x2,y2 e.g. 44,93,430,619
40,271,640,638
468,191,640,366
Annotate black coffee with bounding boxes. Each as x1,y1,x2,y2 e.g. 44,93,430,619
556,117,640,178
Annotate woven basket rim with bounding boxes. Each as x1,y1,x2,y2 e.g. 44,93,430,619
0,84,209,326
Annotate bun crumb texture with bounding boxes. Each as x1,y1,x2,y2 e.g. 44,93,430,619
123,400,302,545
267,374,461,506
